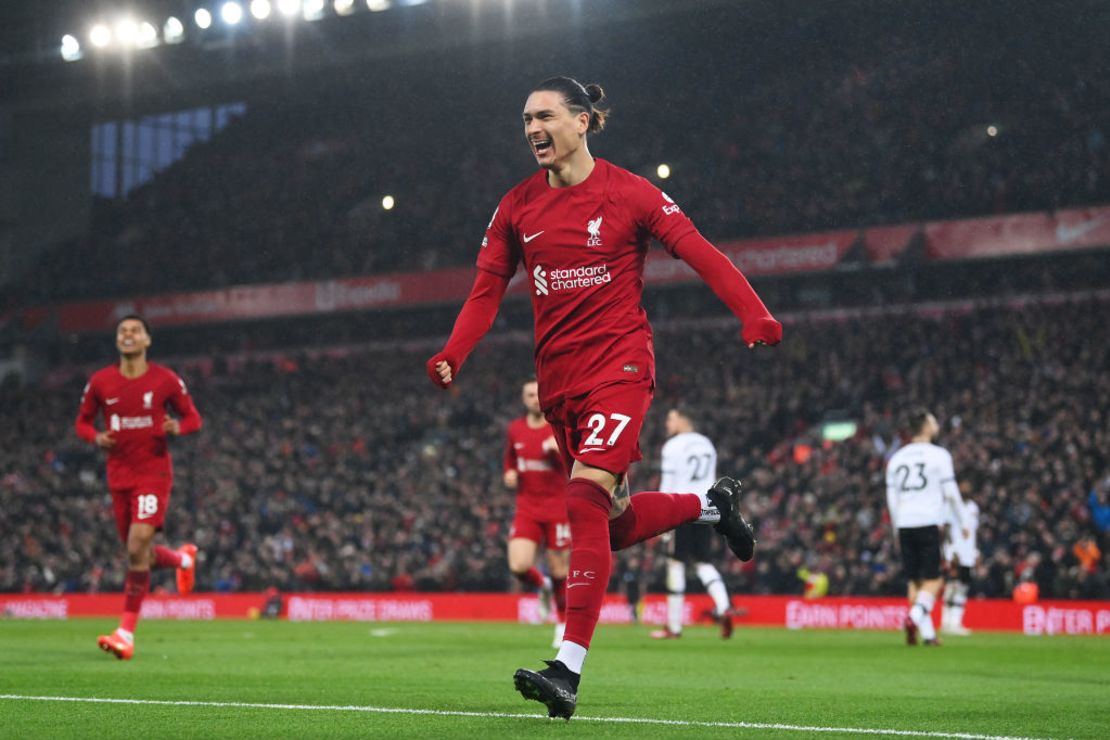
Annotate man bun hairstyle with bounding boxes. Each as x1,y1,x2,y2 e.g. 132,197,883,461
533,76,609,133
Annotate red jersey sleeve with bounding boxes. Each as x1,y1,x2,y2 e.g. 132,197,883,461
626,173,781,345
166,372,203,435
74,377,101,443
503,424,519,473
626,176,698,256
427,194,518,388
475,193,521,278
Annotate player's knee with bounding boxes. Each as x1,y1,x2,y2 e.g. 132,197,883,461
125,533,154,566
566,478,611,524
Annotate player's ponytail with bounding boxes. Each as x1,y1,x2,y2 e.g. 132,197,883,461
532,76,609,134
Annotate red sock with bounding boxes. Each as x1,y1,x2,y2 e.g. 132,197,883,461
609,492,702,551
120,569,151,633
551,577,567,621
153,545,183,570
563,478,613,650
513,566,546,590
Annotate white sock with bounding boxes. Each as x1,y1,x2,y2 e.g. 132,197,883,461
950,582,968,628
115,628,134,643
696,563,730,615
694,492,721,524
911,592,937,640
554,640,587,675
666,594,684,634
180,553,193,569
949,605,965,628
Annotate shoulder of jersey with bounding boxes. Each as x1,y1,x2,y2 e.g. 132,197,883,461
150,362,177,380
510,169,552,202
689,432,714,446
91,365,116,382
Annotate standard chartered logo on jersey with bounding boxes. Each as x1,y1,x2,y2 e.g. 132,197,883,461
533,263,612,296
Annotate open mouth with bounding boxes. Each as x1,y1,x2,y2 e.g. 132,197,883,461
531,138,553,155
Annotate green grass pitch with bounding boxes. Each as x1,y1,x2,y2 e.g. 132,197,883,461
0,619,1106,738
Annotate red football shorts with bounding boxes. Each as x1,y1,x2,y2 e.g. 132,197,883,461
545,380,652,477
509,506,572,550
110,480,172,542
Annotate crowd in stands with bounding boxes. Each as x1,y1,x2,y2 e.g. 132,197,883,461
14,1,1110,304
2,296,1107,602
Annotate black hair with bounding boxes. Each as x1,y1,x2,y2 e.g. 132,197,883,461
532,76,609,133
116,314,151,335
669,405,693,421
905,408,932,436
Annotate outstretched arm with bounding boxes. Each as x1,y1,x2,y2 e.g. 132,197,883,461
426,268,511,388
672,231,782,347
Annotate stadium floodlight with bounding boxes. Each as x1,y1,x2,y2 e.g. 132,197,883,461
89,24,113,48
250,0,273,20
987,125,999,137
277,0,302,17
303,0,326,20
136,21,160,48
656,163,671,179
382,195,395,210
60,34,82,61
334,0,356,16
366,0,390,10
89,24,112,47
221,2,245,25
115,18,140,46
195,8,213,28
164,16,186,43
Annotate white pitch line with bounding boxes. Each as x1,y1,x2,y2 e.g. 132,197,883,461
0,694,1053,740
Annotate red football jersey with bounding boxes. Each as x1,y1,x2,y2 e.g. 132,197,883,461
75,363,202,488
504,416,566,502
477,158,697,406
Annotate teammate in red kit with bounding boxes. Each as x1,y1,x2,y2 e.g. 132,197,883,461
75,315,203,660
505,378,570,648
426,77,781,718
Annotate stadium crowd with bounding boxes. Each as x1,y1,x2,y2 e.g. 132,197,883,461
14,2,1110,304
2,297,1107,601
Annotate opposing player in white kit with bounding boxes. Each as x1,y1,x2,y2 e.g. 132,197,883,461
885,409,967,647
650,408,739,639
942,495,979,635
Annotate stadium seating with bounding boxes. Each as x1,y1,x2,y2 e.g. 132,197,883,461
2,298,1106,600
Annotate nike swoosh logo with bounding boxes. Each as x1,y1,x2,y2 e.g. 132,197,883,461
523,231,544,243
105,398,119,405
578,447,606,454
566,583,590,589
1055,217,1108,244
